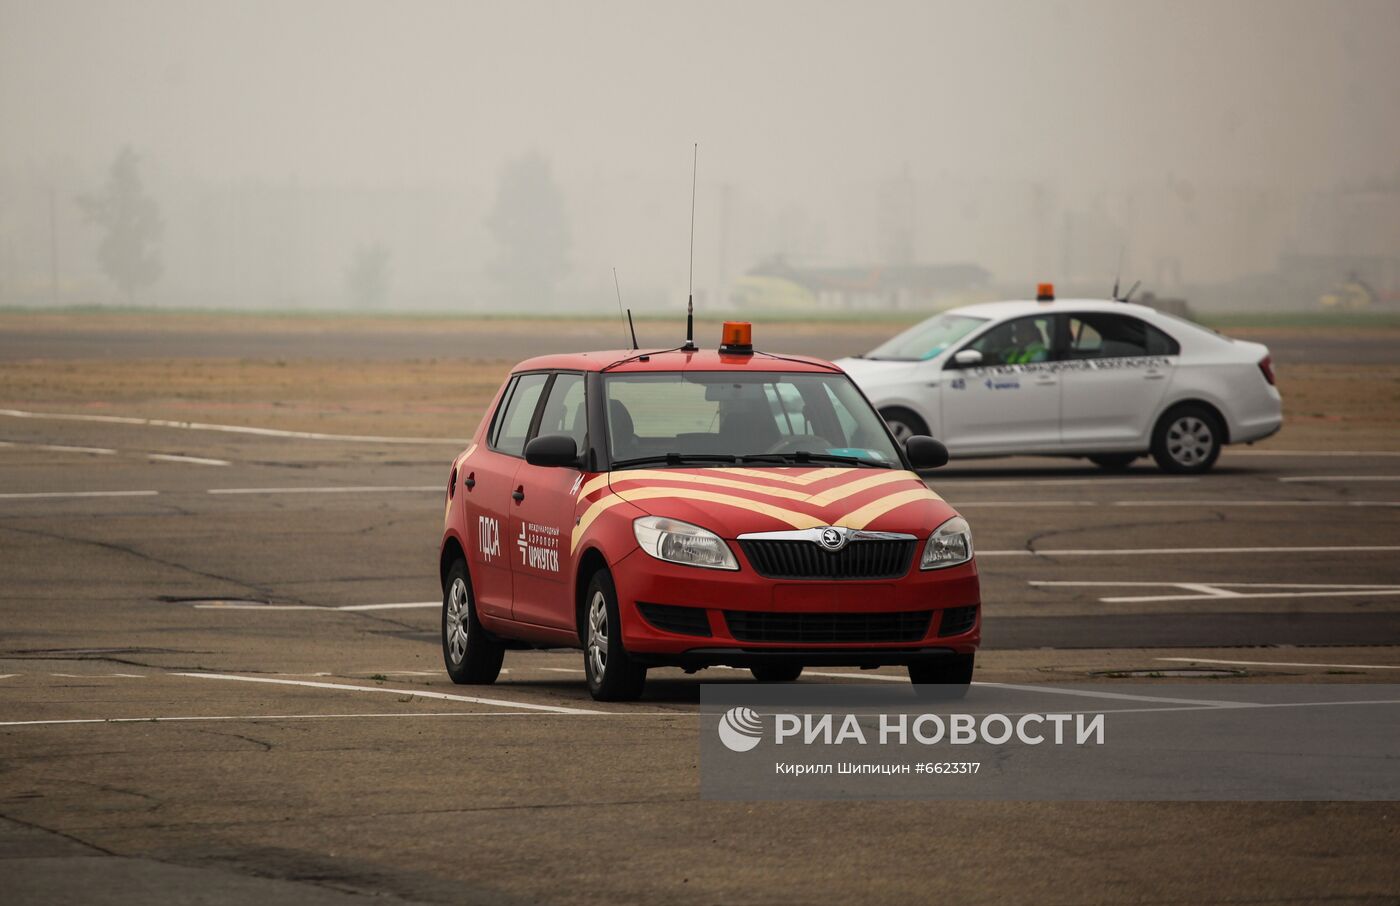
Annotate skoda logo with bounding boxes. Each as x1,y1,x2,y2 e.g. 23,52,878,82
818,527,846,551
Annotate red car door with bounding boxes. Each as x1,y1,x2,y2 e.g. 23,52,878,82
509,372,588,630
467,372,548,620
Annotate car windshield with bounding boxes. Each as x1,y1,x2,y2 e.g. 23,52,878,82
862,313,988,361
603,371,901,467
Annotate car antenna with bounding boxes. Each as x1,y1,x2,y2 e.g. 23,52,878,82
1121,280,1141,303
614,267,638,350
1111,246,1124,301
681,142,699,351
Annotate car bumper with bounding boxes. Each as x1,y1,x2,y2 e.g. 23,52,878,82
609,547,981,664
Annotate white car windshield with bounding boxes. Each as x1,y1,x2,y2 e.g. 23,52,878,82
862,313,988,361
603,371,900,468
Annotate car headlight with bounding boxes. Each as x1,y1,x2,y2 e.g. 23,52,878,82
920,515,973,570
633,516,739,570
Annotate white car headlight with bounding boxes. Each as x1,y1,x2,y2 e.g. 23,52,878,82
633,516,739,570
920,515,973,570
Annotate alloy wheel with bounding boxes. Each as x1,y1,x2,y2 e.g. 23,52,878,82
445,576,469,666
1166,416,1213,466
587,590,608,680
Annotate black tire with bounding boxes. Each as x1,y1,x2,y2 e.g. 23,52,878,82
1151,404,1223,474
908,653,974,700
879,406,929,446
582,570,647,702
442,559,504,684
750,664,803,683
1088,453,1138,471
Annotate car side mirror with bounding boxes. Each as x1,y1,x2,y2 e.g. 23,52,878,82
905,435,949,470
524,433,579,468
952,349,983,368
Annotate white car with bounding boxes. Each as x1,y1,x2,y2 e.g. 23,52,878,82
837,295,1282,473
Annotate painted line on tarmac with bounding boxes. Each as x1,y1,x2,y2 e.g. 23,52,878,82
980,545,1400,557
1031,580,1400,603
149,453,231,466
1228,449,1400,457
1279,475,1400,482
0,489,159,500
956,500,1400,508
0,408,463,445
935,477,1198,487
207,485,440,495
1157,657,1400,671
0,710,673,728
194,600,437,611
172,672,607,714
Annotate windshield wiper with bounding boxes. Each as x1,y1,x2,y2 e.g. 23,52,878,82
611,453,739,469
742,451,893,469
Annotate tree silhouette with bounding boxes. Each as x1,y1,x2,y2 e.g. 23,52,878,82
345,242,391,310
79,147,162,304
486,153,570,307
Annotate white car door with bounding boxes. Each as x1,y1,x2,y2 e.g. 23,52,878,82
939,313,1061,454
1058,311,1178,450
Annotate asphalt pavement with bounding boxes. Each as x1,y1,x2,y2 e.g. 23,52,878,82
2,405,1399,904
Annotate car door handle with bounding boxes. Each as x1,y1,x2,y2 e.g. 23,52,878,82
463,472,475,491
512,486,525,503
1145,372,1166,380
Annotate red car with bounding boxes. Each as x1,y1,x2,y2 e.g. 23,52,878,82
439,324,980,701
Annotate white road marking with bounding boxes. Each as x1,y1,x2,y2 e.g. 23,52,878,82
1157,657,1400,671
956,500,1400,508
0,408,462,445
36,443,117,455
0,490,158,500
1030,580,1400,603
1229,449,1400,457
1279,475,1400,482
790,670,1243,707
207,485,440,495
0,710,673,728
149,453,231,466
936,477,1197,487
172,672,606,714
0,674,18,680
194,600,437,611
981,545,1400,557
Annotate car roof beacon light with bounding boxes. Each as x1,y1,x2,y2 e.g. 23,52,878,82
1036,282,1055,302
719,321,754,355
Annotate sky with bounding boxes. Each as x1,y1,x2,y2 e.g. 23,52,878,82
2,0,1398,309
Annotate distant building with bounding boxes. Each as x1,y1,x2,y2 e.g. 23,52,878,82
737,256,991,310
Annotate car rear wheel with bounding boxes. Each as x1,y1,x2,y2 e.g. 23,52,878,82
442,559,504,684
750,665,803,683
1088,453,1138,471
1151,405,1223,474
908,653,973,700
583,570,647,702
879,407,928,446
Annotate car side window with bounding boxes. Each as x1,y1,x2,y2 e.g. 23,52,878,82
965,315,1055,365
537,372,587,450
487,376,519,448
1068,313,1178,359
491,372,548,457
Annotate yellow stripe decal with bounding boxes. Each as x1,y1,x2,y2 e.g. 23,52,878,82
605,470,814,502
617,487,826,530
837,488,940,529
724,467,845,486
576,474,611,500
804,470,929,506
572,492,629,551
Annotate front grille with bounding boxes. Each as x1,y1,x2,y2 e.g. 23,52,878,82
637,602,712,637
724,610,932,644
739,538,915,580
938,605,978,637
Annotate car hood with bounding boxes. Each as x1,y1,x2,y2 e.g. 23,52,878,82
834,356,925,384
604,466,958,539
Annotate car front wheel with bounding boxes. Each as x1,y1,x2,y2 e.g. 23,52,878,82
583,570,647,702
750,664,803,683
442,559,504,684
1151,405,1223,474
908,653,973,700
